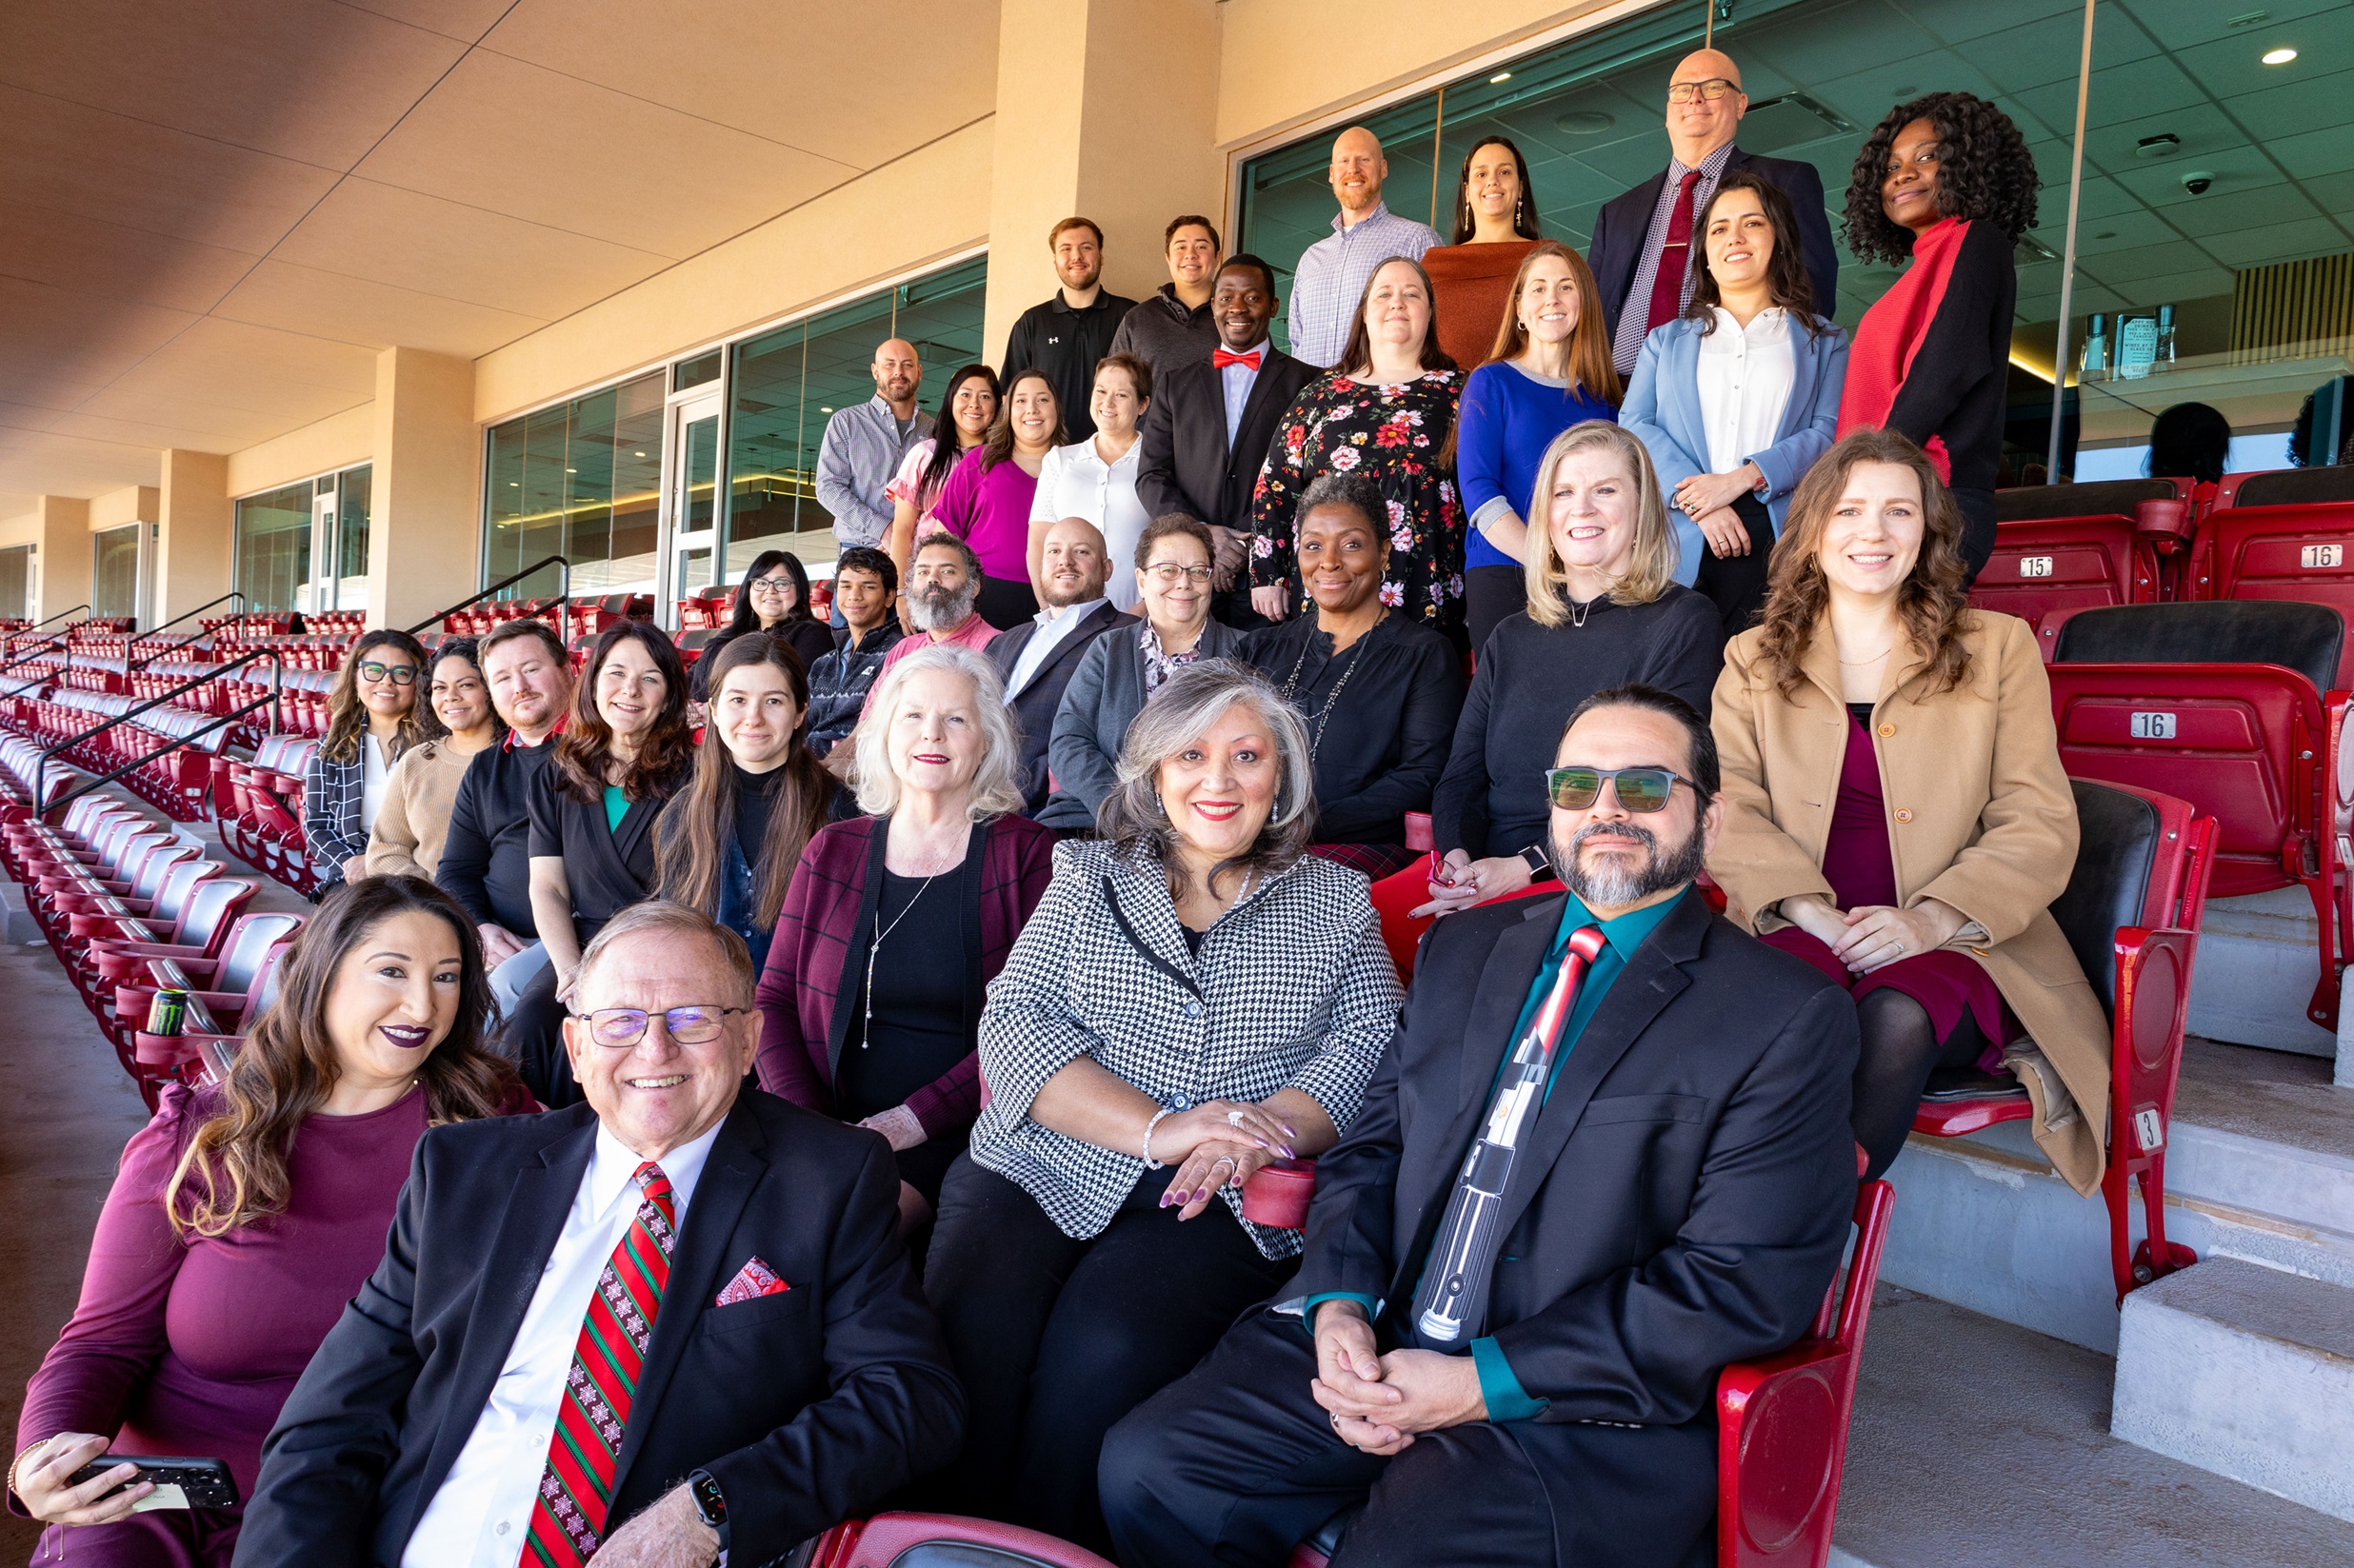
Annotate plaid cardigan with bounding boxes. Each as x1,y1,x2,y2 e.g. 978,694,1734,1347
754,811,1056,1135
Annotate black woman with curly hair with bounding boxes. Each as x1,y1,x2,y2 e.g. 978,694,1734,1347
1836,91,2041,582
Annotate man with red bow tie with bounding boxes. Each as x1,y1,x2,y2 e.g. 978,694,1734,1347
237,901,963,1568
1137,254,1319,629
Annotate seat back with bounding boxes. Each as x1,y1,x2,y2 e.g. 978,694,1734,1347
216,911,304,997
2054,599,2344,694
2187,502,2354,685
1367,858,1557,983
1994,477,2178,523
128,842,198,902
817,1516,1117,1567
2047,781,2162,1016
1971,516,2154,631
2231,465,2354,510
151,858,219,932
175,878,257,954
248,938,294,1015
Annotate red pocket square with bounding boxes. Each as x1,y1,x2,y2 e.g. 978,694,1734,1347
715,1257,790,1306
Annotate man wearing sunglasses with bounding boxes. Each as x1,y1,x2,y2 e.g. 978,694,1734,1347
1105,685,1858,1568
1586,48,1840,377
242,901,963,1568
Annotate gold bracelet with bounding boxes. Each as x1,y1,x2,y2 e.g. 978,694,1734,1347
8,1437,55,1501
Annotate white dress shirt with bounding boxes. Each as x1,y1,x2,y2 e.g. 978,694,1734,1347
1219,342,1267,447
1030,436,1150,611
359,734,390,834
1004,598,1110,701
400,1119,726,1568
1693,307,1797,480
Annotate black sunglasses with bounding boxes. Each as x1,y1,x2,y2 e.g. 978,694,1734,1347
1542,765,1697,814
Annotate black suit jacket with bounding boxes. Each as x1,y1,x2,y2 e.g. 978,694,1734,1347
1293,886,1858,1429
1587,148,1840,343
235,1094,964,1568
1136,348,1320,536
986,600,1137,812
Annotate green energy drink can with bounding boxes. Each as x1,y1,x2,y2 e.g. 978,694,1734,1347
146,989,189,1038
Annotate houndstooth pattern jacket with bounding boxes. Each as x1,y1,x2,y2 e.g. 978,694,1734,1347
970,838,1403,1259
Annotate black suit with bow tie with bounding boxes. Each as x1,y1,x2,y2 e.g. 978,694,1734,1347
234,1093,963,1568
1101,887,1858,1568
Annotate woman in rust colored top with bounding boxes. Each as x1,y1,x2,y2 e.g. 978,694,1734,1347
1420,134,1543,371
9,878,530,1566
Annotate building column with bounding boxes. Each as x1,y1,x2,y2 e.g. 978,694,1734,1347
157,450,233,626
982,0,1226,365
369,347,479,631
32,496,90,625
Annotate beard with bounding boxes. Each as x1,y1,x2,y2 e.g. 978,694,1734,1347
908,577,980,631
1553,814,1706,909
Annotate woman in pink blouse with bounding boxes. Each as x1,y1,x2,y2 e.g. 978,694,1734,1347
8,876,530,1566
926,367,1067,630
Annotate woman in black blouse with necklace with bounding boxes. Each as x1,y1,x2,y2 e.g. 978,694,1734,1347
1243,473,1462,880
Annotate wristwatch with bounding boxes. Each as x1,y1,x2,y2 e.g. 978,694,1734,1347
687,1468,729,1552
1518,844,1551,878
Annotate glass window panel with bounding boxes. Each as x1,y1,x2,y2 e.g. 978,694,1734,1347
0,545,29,621
329,465,370,611
92,524,141,623
481,370,666,601
673,349,723,392
233,481,312,615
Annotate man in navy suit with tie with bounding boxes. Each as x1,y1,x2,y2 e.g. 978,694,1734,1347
1101,686,1858,1568
237,901,962,1568
1587,49,1840,379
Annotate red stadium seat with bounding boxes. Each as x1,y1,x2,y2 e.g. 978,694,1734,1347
810,1515,1116,1566
2185,499,2354,685
2208,465,2354,513
1972,515,2158,650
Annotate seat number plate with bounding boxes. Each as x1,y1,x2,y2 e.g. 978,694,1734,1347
2303,544,2344,569
2130,711,2178,739
2018,555,2054,577
2133,1108,2165,1153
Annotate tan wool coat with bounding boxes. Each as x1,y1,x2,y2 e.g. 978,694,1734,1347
362,738,481,883
1707,608,2110,1195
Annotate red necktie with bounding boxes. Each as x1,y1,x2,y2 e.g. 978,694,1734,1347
528,1162,676,1566
1212,346,1264,370
1644,170,1705,336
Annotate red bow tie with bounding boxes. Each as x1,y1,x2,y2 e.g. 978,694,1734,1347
1212,347,1264,370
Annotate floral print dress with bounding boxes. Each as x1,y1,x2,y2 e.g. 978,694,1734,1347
1249,369,1468,639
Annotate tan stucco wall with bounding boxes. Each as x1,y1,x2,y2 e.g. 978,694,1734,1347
88,486,159,530
34,496,92,623
158,450,233,624
226,404,378,500
370,347,479,630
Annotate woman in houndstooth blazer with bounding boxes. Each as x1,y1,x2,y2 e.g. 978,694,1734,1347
921,661,1402,1553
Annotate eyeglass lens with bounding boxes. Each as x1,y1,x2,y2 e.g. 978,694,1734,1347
587,1005,730,1048
1546,767,1678,812
358,662,416,685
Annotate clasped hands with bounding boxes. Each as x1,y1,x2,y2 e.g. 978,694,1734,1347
1311,1300,1486,1456
1779,893,1966,975
1149,1098,1298,1221
1673,466,1764,559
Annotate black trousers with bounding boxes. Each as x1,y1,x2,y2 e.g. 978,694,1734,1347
1102,1308,1717,1568
505,963,582,1109
975,577,1039,631
919,1154,1296,1554
1953,485,1996,588
1691,492,1778,643
1465,564,1526,657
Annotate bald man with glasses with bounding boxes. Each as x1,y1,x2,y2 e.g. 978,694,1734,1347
1588,49,1840,377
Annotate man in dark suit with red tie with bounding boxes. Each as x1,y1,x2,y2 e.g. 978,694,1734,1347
1586,49,1840,380
236,902,962,1568
1136,253,1319,629
1101,685,1859,1568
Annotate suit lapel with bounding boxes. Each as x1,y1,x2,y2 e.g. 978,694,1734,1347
610,1099,768,1499
1231,354,1302,464
609,790,660,864
1490,891,1707,1244
411,1110,598,1512
1663,326,1706,452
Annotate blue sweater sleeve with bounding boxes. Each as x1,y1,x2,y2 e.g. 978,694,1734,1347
1457,366,1515,529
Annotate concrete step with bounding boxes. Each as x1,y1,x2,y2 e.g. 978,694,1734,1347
2183,887,2336,1063
1829,1286,2354,1567
2112,1258,2354,1524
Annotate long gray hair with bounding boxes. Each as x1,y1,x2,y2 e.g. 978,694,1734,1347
1098,660,1317,899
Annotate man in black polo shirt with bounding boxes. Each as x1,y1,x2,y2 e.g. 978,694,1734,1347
1001,216,1136,441
435,617,575,1010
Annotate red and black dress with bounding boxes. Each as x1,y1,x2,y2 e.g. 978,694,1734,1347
1836,215,2016,581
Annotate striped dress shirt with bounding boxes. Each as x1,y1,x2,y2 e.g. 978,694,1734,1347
1287,201,1442,370
1609,143,1738,377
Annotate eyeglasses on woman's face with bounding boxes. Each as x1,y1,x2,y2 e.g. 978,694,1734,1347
574,1003,749,1049
356,660,417,685
1144,562,1213,585
748,575,794,597
1542,765,1696,813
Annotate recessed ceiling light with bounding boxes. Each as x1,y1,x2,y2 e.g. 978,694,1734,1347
2263,46,2298,64
634,451,647,457
819,406,834,413
1489,71,1512,84
565,467,576,474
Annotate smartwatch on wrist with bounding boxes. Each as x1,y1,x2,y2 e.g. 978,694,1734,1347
687,1468,728,1551
1517,844,1551,879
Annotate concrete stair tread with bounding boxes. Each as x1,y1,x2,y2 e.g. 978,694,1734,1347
1833,1286,2354,1567
2136,1255,2354,1360
2175,1039,2354,1165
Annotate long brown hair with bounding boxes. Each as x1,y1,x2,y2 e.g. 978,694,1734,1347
1685,172,1825,337
320,628,437,765
919,363,1001,505
655,633,833,931
1449,135,1542,246
981,367,1068,473
165,876,517,1238
552,620,696,804
1334,256,1459,381
1756,427,1974,697
1484,240,1619,401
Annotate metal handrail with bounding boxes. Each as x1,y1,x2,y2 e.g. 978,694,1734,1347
0,632,69,682
27,604,90,631
32,645,286,809
128,591,246,668
405,554,570,637
40,688,284,818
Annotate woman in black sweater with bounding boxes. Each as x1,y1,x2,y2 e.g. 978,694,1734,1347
1836,92,2041,582
691,548,836,699
1423,421,1720,915
1242,473,1463,880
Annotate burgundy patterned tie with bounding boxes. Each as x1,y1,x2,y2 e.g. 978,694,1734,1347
1645,170,1705,336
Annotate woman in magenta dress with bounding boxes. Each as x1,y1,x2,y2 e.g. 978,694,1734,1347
8,877,530,1565
925,367,1067,630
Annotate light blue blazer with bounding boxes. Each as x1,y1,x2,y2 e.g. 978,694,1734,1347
1620,313,1847,585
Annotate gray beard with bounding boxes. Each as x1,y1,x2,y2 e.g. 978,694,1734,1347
908,582,980,631
1554,816,1706,909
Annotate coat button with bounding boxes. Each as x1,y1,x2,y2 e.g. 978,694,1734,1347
1184,1001,1204,1018
1893,808,1914,823
1878,723,1895,737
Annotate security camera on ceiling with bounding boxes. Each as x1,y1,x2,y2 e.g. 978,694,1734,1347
2181,170,2215,195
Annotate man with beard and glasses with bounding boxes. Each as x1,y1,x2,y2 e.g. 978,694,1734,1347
987,517,1134,812
865,535,999,719
1102,684,1859,1568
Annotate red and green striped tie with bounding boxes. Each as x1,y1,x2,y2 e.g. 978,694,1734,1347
527,1161,676,1567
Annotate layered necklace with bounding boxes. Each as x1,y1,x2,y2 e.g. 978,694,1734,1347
1280,610,1385,758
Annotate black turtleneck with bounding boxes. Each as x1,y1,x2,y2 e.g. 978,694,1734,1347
733,759,783,863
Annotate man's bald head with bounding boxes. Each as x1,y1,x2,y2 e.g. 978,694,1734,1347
872,338,922,409
1329,126,1388,218
1665,49,1747,165
1039,516,1112,608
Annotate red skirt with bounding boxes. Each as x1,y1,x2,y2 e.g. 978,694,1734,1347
1763,926,2017,1072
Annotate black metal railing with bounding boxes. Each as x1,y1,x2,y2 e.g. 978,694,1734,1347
127,591,246,669
25,604,90,632
405,555,570,638
32,645,287,811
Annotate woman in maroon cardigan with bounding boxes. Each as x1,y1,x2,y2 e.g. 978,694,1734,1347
756,643,1054,1234
9,876,529,1566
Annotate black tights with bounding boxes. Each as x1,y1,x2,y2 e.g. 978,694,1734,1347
1850,987,1987,1181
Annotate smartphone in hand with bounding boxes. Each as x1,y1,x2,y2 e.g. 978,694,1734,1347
65,1456,237,1511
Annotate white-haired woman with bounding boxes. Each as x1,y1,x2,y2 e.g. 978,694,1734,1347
754,643,1054,1229
922,661,1401,1554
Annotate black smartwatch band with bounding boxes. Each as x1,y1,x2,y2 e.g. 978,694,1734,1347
1518,844,1551,877
688,1468,729,1551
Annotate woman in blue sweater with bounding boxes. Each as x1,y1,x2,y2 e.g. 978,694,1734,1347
1451,239,1621,652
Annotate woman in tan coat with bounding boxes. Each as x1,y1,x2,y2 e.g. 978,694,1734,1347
1708,427,2108,1192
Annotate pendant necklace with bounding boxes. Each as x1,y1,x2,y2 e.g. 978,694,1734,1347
1280,611,1383,758
863,870,942,1045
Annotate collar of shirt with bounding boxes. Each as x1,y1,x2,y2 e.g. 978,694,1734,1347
504,712,565,751
583,1114,726,1229
1666,141,1738,185
1705,305,1787,342
1501,885,1686,1098
1005,597,1106,699
1047,290,1116,316
1331,199,1393,235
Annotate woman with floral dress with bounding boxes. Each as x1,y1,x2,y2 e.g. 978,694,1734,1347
1249,256,1468,646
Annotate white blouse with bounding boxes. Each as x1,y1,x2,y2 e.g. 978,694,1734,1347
1694,307,1797,479
1030,436,1150,612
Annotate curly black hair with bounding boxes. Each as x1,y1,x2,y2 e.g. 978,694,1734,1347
1843,91,2040,266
